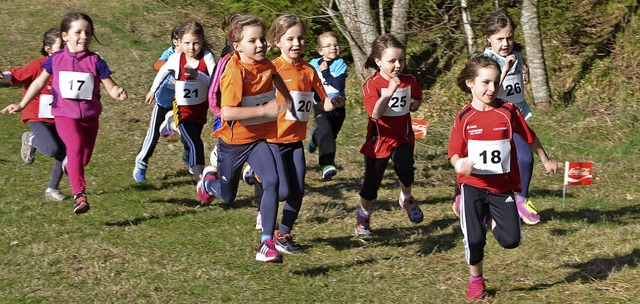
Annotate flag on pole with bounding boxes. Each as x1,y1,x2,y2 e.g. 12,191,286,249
562,161,593,207
411,118,429,139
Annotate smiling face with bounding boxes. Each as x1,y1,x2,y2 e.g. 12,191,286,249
275,24,305,64
62,19,92,53
467,66,500,109
234,24,267,64
375,47,404,79
317,35,339,61
179,32,202,60
486,25,514,57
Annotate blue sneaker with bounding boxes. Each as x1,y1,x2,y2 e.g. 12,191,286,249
133,162,147,183
73,193,90,214
307,128,317,153
399,194,424,224
321,165,337,180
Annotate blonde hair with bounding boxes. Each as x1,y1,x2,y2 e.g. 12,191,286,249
226,13,265,45
316,31,338,50
268,13,307,47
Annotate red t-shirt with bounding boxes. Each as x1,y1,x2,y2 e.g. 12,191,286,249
447,99,537,193
360,72,422,158
8,57,54,124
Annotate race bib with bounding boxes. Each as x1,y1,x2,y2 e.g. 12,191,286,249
382,87,411,117
38,94,54,118
285,91,314,122
498,73,524,103
175,80,207,105
240,90,277,126
468,139,511,175
58,71,94,100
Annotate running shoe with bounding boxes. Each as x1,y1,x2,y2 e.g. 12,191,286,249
355,210,372,238
209,144,219,172
452,194,461,217
242,163,255,185
307,127,317,153
516,194,540,225
133,162,147,183
274,230,302,254
466,280,486,300
255,239,283,263
21,131,36,164
73,193,90,214
321,165,337,180
159,112,176,137
399,194,424,224
44,188,66,202
196,165,217,204
255,211,262,230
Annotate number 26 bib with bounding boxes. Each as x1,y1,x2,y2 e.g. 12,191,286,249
468,139,511,175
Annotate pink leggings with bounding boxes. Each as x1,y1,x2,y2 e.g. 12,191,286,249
55,116,99,196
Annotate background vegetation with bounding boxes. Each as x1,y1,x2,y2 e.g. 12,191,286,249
0,0,638,303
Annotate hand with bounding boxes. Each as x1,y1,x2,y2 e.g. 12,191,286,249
262,100,286,118
543,158,559,174
504,54,517,71
386,77,401,95
1,103,24,114
319,60,328,71
144,91,155,105
112,86,128,101
331,96,345,108
455,158,475,176
184,65,197,79
409,100,421,112
522,63,530,85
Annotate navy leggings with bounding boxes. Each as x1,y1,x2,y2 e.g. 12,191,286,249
514,133,533,197
311,105,346,167
28,121,65,189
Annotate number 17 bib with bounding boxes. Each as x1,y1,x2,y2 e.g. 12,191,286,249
58,71,95,100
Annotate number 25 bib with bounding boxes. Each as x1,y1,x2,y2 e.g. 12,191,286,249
58,71,95,100
381,87,410,117
468,139,511,175
285,91,314,122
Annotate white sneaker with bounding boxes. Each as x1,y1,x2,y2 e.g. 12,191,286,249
159,112,176,137
243,163,255,185
44,188,66,202
255,211,262,230
209,144,219,172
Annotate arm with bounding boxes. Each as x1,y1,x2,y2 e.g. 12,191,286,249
449,154,474,176
370,77,400,120
528,137,558,174
220,100,284,120
0,71,11,84
319,59,347,92
101,76,128,101
0,71,49,114
273,73,296,120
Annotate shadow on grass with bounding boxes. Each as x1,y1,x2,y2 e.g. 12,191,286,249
513,248,640,291
129,178,195,191
104,208,201,226
541,204,640,225
291,257,378,277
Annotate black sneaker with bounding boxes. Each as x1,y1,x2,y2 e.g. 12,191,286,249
73,193,90,214
274,231,302,254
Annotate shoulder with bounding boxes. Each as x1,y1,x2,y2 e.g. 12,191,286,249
309,58,321,66
455,103,475,122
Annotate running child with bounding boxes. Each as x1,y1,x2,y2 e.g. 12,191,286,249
2,12,128,214
144,20,215,181
355,34,424,238
133,22,186,182
453,9,540,225
448,55,558,300
260,13,344,254
0,27,66,201
196,13,292,263
308,31,348,180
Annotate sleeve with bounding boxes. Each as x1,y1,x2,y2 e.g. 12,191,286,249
195,52,215,85
447,116,466,159
320,58,347,91
42,57,53,75
96,57,112,79
158,46,174,61
409,76,422,101
310,67,328,103
149,53,179,92
220,61,243,107
8,59,40,85
362,78,380,117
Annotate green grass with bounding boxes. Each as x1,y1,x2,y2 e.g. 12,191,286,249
1,0,640,303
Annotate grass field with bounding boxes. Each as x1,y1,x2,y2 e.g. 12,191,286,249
1,1,639,303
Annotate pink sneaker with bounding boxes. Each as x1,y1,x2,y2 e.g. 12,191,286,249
196,166,217,204
255,239,283,263
516,194,540,225
465,280,486,300
399,195,423,224
452,194,461,217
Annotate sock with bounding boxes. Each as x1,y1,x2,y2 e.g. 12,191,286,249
400,191,412,201
277,226,291,236
261,234,271,243
470,274,484,283
357,207,370,217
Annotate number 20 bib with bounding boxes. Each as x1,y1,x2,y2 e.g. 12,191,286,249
285,91,314,122
381,87,410,117
58,71,95,100
468,139,511,175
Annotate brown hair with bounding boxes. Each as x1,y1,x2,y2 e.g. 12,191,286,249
226,13,265,45
483,9,516,37
176,20,212,55
267,13,307,47
40,27,61,56
456,55,501,94
364,34,405,70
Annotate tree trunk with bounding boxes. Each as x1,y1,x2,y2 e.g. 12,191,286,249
460,0,475,56
521,0,553,107
390,0,409,46
379,0,386,35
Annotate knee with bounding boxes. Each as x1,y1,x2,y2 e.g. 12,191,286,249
496,234,521,249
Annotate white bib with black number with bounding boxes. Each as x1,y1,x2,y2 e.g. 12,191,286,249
58,71,94,100
382,87,410,117
498,73,524,104
240,90,277,126
468,139,511,175
175,80,207,106
285,91,313,122
38,94,54,118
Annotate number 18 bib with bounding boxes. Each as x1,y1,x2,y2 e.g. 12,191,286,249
468,139,511,175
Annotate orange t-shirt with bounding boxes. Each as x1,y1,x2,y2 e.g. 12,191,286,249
213,52,279,144
269,57,328,143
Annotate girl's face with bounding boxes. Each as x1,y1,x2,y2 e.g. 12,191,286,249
179,33,202,59
275,24,305,64
317,36,339,60
45,38,62,55
62,19,92,52
234,25,267,63
172,38,183,53
467,66,500,108
375,47,404,79
487,25,515,57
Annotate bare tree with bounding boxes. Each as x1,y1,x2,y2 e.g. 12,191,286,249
460,0,475,56
521,0,552,107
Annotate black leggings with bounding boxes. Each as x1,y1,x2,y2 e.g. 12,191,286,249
358,143,414,201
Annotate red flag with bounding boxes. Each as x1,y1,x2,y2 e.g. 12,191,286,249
563,161,593,185
411,118,429,139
